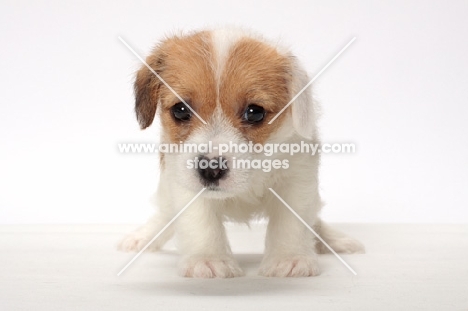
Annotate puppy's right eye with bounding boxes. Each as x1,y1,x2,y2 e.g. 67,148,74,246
171,102,192,121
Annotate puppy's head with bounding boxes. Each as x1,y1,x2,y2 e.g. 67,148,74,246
134,28,318,198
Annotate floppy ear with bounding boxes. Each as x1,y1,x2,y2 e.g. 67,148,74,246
289,58,320,140
134,51,164,129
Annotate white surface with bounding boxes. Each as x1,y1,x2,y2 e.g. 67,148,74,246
1,1,468,224
1,224,467,310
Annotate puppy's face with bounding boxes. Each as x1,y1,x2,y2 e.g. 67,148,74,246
134,29,316,197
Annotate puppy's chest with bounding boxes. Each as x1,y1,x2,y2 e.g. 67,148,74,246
218,196,270,222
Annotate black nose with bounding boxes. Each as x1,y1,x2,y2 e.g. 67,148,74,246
197,156,228,185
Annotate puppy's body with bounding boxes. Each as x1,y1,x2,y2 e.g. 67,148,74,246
119,28,364,277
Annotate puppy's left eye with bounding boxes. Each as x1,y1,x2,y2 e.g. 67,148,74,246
171,102,192,121
243,104,265,123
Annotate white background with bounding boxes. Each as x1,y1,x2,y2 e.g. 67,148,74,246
1,0,467,224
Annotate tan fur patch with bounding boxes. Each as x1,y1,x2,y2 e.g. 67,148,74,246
134,31,217,142
156,32,218,144
218,38,292,144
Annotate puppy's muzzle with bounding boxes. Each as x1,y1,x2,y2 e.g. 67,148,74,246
196,156,229,186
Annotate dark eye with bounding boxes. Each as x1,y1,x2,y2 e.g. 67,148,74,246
243,104,265,123
171,102,191,121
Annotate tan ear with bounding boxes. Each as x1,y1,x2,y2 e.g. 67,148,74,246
134,51,164,129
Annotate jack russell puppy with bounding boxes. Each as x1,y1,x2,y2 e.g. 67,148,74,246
118,28,364,278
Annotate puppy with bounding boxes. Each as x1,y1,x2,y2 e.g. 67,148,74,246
119,28,364,278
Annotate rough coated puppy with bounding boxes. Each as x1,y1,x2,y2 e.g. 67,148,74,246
119,28,364,278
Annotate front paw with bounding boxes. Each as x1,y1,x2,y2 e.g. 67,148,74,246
259,255,320,277
179,255,245,278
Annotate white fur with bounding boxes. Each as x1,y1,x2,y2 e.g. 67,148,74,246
211,27,245,96
118,28,364,278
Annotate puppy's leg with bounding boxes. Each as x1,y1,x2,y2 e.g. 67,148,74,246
314,219,365,254
118,183,175,252
176,196,244,278
259,186,321,277
117,211,175,252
